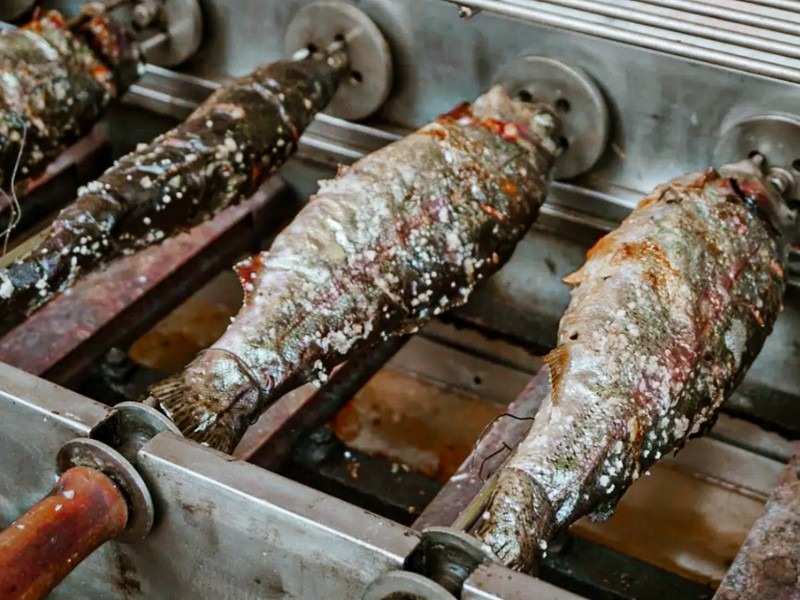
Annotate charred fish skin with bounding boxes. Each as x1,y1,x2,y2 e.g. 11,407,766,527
0,49,349,333
478,160,787,571
0,10,142,192
148,86,561,453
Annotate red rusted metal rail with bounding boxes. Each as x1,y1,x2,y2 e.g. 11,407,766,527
715,445,800,600
413,367,549,530
0,177,294,387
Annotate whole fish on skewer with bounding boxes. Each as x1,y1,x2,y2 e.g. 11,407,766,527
0,9,141,192
0,45,349,335
145,86,561,453
477,159,792,571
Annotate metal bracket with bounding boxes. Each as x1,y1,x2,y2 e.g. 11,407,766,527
363,526,490,599
493,55,610,181
53,401,180,542
138,0,203,67
90,400,181,464
284,1,393,122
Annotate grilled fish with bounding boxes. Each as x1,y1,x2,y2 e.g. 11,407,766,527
0,10,141,192
0,47,348,335
146,86,561,453
477,159,790,570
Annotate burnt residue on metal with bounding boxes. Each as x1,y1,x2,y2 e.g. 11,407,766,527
541,535,715,600
0,10,141,193
413,368,549,531
0,47,347,334
715,447,800,599
111,547,142,597
287,428,441,526
247,336,410,471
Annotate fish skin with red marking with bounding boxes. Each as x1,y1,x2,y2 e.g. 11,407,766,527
0,49,348,335
0,10,141,193
147,86,561,453
478,160,787,571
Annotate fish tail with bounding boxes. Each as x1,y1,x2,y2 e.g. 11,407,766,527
477,467,554,573
145,350,265,454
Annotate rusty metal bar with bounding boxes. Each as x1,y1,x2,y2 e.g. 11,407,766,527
715,444,800,599
240,336,411,469
0,466,128,600
0,177,297,388
413,367,550,531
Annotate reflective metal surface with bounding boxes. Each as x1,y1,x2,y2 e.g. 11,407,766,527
493,56,609,179
714,113,800,201
362,571,456,600
284,1,393,121
445,0,800,84
3,1,800,597
141,0,202,67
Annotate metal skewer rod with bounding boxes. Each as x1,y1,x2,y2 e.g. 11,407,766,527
139,30,169,54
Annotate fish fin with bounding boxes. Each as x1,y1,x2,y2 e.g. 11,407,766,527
146,374,240,454
587,500,617,522
544,345,570,405
146,375,198,434
562,268,584,286
234,254,263,300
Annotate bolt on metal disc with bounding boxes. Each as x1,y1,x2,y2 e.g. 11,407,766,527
714,113,800,200
91,401,181,466
284,1,393,122
411,527,488,596
493,56,609,180
362,571,456,600
0,0,35,20
57,438,155,542
143,0,203,67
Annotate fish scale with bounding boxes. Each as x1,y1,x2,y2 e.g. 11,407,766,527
478,160,787,572
0,10,141,192
0,48,349,336
147,86,561,454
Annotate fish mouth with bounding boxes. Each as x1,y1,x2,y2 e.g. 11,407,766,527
719,157,796,241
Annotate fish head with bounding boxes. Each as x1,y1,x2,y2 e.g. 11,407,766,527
719,157,800,245
471,85,562,158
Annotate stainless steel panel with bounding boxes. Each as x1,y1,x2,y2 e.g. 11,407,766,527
0,365,421,598
41,0,800,209
128,434,418,599
0,364,109,520
150,0,800,205
463,563,586,600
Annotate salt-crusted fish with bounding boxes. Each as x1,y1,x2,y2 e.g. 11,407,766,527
146,86,561,453
0,46,348,334
0,9,141,192
478,159,791,571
